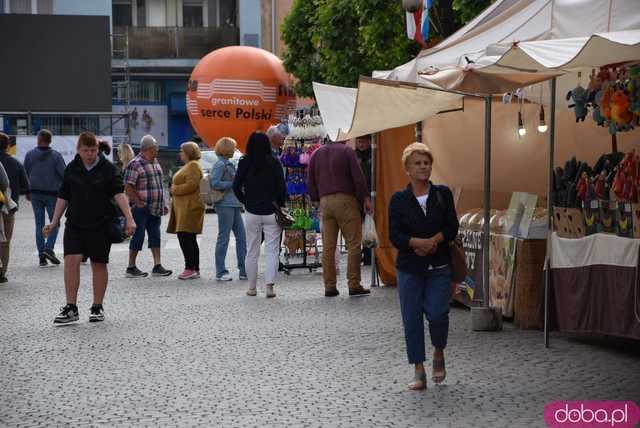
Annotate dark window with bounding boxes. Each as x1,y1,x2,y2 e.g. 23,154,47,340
183,3,203,28
112,3,132,27
136,0,145,27
220,0,236,27
0,0,5,14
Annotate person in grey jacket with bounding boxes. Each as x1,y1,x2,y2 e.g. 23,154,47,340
211,137,247,282
23,129,66,267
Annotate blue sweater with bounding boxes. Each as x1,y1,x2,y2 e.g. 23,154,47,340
24,146,66,195
210,158,242,208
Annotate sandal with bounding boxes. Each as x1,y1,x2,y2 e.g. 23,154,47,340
432,357,446,384
408,371,427,391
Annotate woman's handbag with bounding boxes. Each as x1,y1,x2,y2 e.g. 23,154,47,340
209,163,231,203
272,201,295,228
434,187,468,283
448,237,468,283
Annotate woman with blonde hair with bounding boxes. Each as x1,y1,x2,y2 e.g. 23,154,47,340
116,143,135,176
167,142,205,280
388,142,459,390
211,137,247,282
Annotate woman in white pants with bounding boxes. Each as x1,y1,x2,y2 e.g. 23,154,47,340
233,132,286,298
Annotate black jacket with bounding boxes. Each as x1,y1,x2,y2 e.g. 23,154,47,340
58,154,124,229
233,156,286,215
388,183,459,275
0,152,29,206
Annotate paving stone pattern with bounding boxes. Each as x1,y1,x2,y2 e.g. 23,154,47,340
1,206,639,427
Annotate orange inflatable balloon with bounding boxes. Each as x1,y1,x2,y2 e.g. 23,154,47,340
187,46,296,152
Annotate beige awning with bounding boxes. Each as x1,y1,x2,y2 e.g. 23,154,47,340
313,77,464,141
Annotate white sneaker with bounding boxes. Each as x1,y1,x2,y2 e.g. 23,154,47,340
265,284,276,298
246,287,257,296
216,273,233,282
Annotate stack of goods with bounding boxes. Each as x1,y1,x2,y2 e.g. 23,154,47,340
281,110,325,263
552,150,640,238
567,64,640,134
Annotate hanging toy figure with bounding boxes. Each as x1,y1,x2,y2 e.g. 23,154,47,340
566,85,589,122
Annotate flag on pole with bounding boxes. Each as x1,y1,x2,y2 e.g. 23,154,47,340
405,0,431,48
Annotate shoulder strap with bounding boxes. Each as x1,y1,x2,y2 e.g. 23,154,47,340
434,185,445,209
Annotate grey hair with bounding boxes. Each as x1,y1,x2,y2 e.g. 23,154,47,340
266,125,283,139
140,134,158,151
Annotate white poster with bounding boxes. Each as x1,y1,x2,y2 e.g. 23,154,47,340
112,105,168,146
16,136,113,165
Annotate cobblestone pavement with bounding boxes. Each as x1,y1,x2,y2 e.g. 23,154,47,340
1,206,639,427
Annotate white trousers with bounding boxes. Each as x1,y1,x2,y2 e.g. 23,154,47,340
244,212,282,290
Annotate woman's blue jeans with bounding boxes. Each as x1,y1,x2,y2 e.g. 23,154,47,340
397,267,452,364
215,206,247,278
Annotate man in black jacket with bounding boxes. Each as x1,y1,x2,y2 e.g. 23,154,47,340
0,132,30,283
44,132,135,324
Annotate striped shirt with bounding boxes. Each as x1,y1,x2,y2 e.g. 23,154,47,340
123,154,165,217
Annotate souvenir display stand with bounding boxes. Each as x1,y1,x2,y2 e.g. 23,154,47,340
280,110,324,273
549,63,640,340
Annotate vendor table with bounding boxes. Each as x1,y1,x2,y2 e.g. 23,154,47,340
550,232,640,340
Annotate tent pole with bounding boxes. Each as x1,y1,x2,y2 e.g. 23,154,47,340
482,96,492,308
370,132,379,288
544,77,557,348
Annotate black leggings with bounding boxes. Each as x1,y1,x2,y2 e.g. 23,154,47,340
177,232,199,271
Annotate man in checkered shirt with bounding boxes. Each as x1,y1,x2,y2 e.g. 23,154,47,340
123,135,172,278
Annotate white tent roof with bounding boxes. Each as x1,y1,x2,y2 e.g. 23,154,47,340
313,1,640,141
375,0,640,83
314,78,463,141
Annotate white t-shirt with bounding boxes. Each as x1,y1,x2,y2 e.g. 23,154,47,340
415,193,429,214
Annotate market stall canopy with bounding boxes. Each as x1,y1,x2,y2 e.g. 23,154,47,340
414,30,640,94
375,0,640,83
313,77,464,141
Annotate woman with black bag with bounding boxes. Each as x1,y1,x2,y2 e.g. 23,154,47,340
44,132,135,324
232,132,286,298
388,142,460,390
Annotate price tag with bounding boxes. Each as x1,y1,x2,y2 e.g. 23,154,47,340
626,203,632,211
591,200,598,209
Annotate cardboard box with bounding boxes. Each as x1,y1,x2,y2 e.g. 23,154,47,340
598,200,616,234
553,207,585,238
616,202,634,238
582,200,600,236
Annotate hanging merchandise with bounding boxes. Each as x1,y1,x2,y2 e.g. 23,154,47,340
580,63,640,134
280,108,326,273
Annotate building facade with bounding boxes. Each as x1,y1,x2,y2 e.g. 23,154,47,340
1,0,293,150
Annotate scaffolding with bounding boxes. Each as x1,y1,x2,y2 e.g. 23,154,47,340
111,28,131,146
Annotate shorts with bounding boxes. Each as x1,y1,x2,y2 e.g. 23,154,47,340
129,206,162,251
63,224,112,264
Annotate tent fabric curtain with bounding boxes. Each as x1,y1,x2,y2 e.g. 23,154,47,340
374,125,415,286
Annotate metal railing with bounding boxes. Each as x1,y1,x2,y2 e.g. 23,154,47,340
113,26,240,59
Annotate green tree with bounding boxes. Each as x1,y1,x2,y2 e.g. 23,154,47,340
281,0,326,97
281,0,494,97
282,0,419,97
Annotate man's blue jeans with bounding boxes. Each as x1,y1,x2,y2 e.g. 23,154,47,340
215,206,247,278
31,193,59,255
397,267,452,364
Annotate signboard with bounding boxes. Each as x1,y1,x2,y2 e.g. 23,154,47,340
456,229,518,316
16,136,113,165
113,105,168,147
456,229,484,307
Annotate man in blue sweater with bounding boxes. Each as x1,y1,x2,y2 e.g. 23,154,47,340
24,129,66,267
